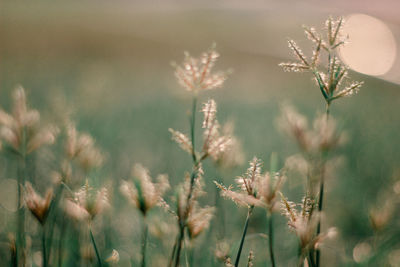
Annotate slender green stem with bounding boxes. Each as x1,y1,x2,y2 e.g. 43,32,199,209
188,245,194,267
168,236,178,267
308,252,316,267
173,95,200,267
58,218,67,267
89,227,102,267
190,96,197,163
297,245,303,267
16,136,27,267
11,244,17,267
46,184,64,264
183,238,192,267
267,212,276,267
325,102,331,119
174,226,185,267
235,206,253,267
315,102,330,267
307,254,316,267
315,180,324,266
141,218,148,267
42,227,47,267
214,179,225,238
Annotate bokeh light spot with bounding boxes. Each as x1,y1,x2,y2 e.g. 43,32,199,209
339,13,397,76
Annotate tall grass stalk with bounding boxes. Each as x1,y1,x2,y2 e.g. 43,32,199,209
42,227,47,267
174,225,185,267
16,133,27,267
173,95,200,267
141,218,148,267
89,227,103,267
267,212,276,267
268,153,277,267
235,206,254,267
315,102,331,267
190,96,197,163
58,219,68,267
168,237,178,267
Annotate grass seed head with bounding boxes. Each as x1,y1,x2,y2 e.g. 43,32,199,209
24,182,53,225
0,86,58,154
65,121,104,170
247,250,254,267
214,121,245,169
168,128,193,155
120,164,170,216
65,180,109,220
280,16,363,104
187,205,215,239
173,43,229,92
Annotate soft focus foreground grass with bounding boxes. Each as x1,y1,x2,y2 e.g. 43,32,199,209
1,1,400,266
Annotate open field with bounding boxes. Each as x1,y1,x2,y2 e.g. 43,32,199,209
1,1,400,266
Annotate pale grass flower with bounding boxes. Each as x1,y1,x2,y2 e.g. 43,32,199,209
214,121,245,169
247,250,254,267
0,86,58,154
168,129,193,155
173,43,229,92
187,204,215,239
369,194,396,231
120,163,170,216
65,122,104,170
65,180,109,220
169,99,233,161
280,193,335,250
278,105,345,153
257,172,286,212
176,171,212,239
215,241,231,262
279,17,363,104
224,258,234,267
201,99,233,160
24,182,53,225
216,157,285,211
284,154,310,178
277,105,310,151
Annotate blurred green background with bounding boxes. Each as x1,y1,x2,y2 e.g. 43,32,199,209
1,1,400,266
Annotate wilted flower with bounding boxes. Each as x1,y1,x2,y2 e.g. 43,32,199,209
120,164,170,216
0,86,58,154
173,43,230,92
24,182,53,225
65,180,109,220
279,17,363,104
